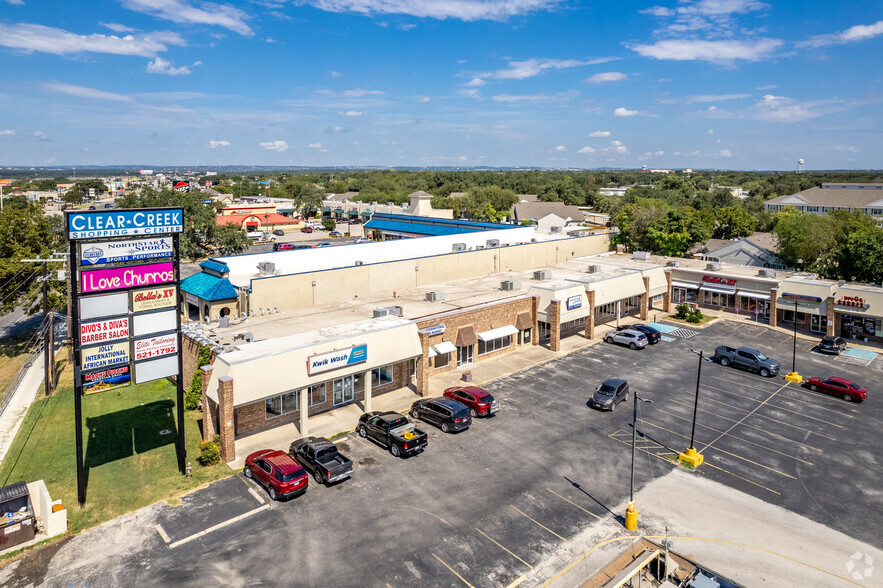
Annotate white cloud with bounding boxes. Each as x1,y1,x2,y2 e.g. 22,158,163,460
555,145,566,151
308,143,323,149
476,56,619,80
0,130,16,135
685,93,750,102
589,130,610,138
641,0,769,36
400,23,416,30
707,129,714,134
341,88,384,96
0,24,183,57
604,140,629,155
586,71,626,84
417,96,431,103
340,110,363,116
265,37,277,43
655,150,665,155
298,0,565,22
101,22,137,33
752,94,825,123
121,0,253,36
465,77,486,87
835,145,857,153
614,107,639,117
641,6,674,17
44,82,134,102
459,88,482,99
260,140,288,152
630,38,782,63
719,149,732,157
577,146,596,154
326,125,350,133
146,57,192,75
492,91,575,103
799,20,883,47
331,70,342,77
209,140,230,148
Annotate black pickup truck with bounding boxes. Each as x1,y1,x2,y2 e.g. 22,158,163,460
289,437,354,485
357,411,428,457
714,345,780,377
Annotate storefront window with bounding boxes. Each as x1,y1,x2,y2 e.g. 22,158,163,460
673,288,697,304
597,303,616,318
266,390,299,419
841,315,880,340
521,328,531,344
478,335,511,355
703,291,736,308
538,321,551,341
371,364,394,387
353,372,365,395
782,309,806,323
309,384,326,407
561,317,586,331
434,353,450,368
811,315,827,333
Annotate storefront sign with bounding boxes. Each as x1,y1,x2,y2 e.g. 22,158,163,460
82,365,131,395
79,292,129,320
835,296,870,310
134,355,179,384
81,342,131,371
81,261,175,294
134,334,178,361
66,208,183,239
80,317,130,345
132,309,177,337
184,292,199,306
132,286,178,313
781,293,823,303
418,324,446,336
79,237,174,266
702,275,737,286
307,344,368,375
566,295,582,311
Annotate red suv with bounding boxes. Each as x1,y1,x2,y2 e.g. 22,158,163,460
443,386,499,418
803,376,867,403
273,243,294,251
300,226,313,233
244,450,309,500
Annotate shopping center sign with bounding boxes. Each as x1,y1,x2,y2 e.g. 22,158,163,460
307,344,368,375
66,209,183,239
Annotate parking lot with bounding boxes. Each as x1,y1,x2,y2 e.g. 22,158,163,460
12,319,881,587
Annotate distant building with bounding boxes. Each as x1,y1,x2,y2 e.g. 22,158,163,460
509,201,586,233
598,187,629,197
765,183,883,224
700,232,783,269
710,185,745,198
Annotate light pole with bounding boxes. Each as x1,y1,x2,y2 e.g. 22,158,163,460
625,391,653,531
785,300,803,383
679,349,710,467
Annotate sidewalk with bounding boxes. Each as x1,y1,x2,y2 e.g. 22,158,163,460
0,347,57,465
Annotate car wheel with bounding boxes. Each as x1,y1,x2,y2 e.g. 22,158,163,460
629,342,637,350
244,466,253,479
470,408,478,418
720,357,730,367
313,471,322,484
605,336,613,344
624,392,629,402
810,384,818,391
760,368,770,377
441,422,450,433
610,401,616,412
843,393,854,402
268,486,277,501
358,426,367,437
390,444,401,457
411,409,420,419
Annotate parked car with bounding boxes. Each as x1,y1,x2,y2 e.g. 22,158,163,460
329,231,342,238
590,378,629,411
301,226,314,233
289,437,354,485
353,237,371,244
274,243,294,251
88,205,96,210
243,449,308,500
103,202,114,209
357,411,428,457
803,376,867,402
292,244,313,250
714,346,780,377
443,386,499,418
605,328,648,350
818,336,848,355
410,398,472,433
315,242,331,248
273,229,285,236
629,324,661,344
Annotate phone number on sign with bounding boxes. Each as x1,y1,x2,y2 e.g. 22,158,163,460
135,347,176,361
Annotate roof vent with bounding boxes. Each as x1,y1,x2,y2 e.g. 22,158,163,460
355,260,364,266
373,308,389,318
533,269,552,281
666,260,680,267
586,265,601,273
425,290,444,302
486,239,500,248
838,280,846,286
452,243,467,252
500,279,521,291
256,261,276,275
384,305,403,317
758,268,777,278
706,262,721,271
633,251,650,260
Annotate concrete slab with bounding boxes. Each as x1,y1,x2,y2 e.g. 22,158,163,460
842,347,877,361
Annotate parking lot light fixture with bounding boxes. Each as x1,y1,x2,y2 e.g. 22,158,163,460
679,349,708,468
784,301,803,384
626,392,653,531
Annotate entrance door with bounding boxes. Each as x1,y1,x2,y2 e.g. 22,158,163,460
457,345,473,367
333,376,354,406
811,315,826,333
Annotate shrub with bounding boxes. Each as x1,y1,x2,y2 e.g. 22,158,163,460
185,344,213,411
686,308,704,323
674,303,689,319
321,217,336,231
197,435,221,466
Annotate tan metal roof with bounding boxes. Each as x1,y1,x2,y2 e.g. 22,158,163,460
766,185,883,208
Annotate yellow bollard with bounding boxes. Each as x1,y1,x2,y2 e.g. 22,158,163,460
624,501,637,531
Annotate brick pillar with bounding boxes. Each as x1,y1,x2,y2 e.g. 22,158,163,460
415,331,431,397
585,289,595,340
550,299,562,352
826,297,836,336
531,296,540,347
640,276,650,320
663,271,672,313
217,376,235,463
769,288,778,328
200,365,215,442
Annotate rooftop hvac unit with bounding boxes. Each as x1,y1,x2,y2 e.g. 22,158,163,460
384,305,403,317
550,226,562,234
425,290,444,302
242,332,254,343
486,239,501,248
218,316,230,328
586,265,601,273
758,268,777,278
533,269,552,281
666,260,681,267
633,251,650,260
355,260,364,266
452,243,467,252
373,308,389,318
706,262,721,271
500,279,521,291
256,261,276,275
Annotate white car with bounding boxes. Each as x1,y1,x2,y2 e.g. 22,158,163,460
604,328,648,350
353,237,371,244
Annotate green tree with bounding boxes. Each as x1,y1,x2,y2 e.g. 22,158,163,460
772,208,836,272
837,228,883,283
713,206,757,239
463,186,517,221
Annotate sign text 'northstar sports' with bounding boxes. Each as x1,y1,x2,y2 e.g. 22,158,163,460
66,209,183,239
79,237,174,266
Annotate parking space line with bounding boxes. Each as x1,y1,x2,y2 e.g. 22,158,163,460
656,408,815,464
509,505,568,542
640,420,797,479
350,434,387,457
702,461,780,495
432,553,474,588
545,489,602,520
506,576,527,588
167,504,271,549
248,487,266,504
709,374,782,392
702,382,853,421
697,385,843,427
154,523,171,544
700,382,790,453
473,527,535,571
707,374,858,416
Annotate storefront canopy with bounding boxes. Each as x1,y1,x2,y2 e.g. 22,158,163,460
737,291,771,301
671,280,700,289
455,325,477,347
514,312,532,331
433,341,457,355
477,325,518,341
701,284,736,295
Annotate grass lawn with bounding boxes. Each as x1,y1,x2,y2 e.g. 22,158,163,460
663,314,718,327
0,357,232,534
0,329,40,393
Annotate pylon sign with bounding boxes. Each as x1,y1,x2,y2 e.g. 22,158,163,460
66,207,187,505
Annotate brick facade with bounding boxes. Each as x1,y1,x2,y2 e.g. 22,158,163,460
218,376,235,462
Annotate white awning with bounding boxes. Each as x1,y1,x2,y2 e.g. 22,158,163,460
701,285,736,295
477,325,519,342
671,280,700,289
427,347,437,358
433,341,457,355
737,290,771,301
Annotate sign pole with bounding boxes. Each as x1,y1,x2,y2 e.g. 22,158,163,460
173,233,186,475
69,232,87,506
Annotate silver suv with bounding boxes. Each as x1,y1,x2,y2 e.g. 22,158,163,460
604,328,648,350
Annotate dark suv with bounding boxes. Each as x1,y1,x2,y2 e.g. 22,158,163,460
410,398,471,433
630,324,661,344
818,336,847,355
590,378,629,411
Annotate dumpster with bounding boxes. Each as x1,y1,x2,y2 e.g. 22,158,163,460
0,482,36,550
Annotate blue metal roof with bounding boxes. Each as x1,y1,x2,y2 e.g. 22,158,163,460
180,272,237,301
200,259,230,274
364,213,517,236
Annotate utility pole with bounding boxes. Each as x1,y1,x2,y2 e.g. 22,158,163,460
22,253,68,396
679,349,709,467
784,301,803,383
625,391,653,531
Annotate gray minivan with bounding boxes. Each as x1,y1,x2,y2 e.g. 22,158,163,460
590,378,629,411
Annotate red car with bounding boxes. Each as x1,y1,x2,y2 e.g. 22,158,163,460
244,450,308,500
803,376,867,402
273,243,294,251
300,226,313,233
443,386,499,418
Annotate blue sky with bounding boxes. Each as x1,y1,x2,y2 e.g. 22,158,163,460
1,0,881,169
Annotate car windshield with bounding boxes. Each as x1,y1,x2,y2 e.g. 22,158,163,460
755,352,768,361
276,468,304,482
597,385,616,396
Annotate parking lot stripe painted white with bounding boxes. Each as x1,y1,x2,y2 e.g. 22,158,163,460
509,505,568,542
545,488,602,520
473,527,535,571
432,553,474,588
154,524,170,544
702,382,854,421
248,487,265,504
702,461,781,495
697,386,843,427
700,382,792,453
167,504,270,549
350,434,387,457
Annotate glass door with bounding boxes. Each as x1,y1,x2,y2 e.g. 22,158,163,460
333,375,354,406
456,345,473,367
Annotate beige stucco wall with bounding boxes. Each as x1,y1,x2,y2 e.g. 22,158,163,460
528,283,590,322
588,272,646,306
